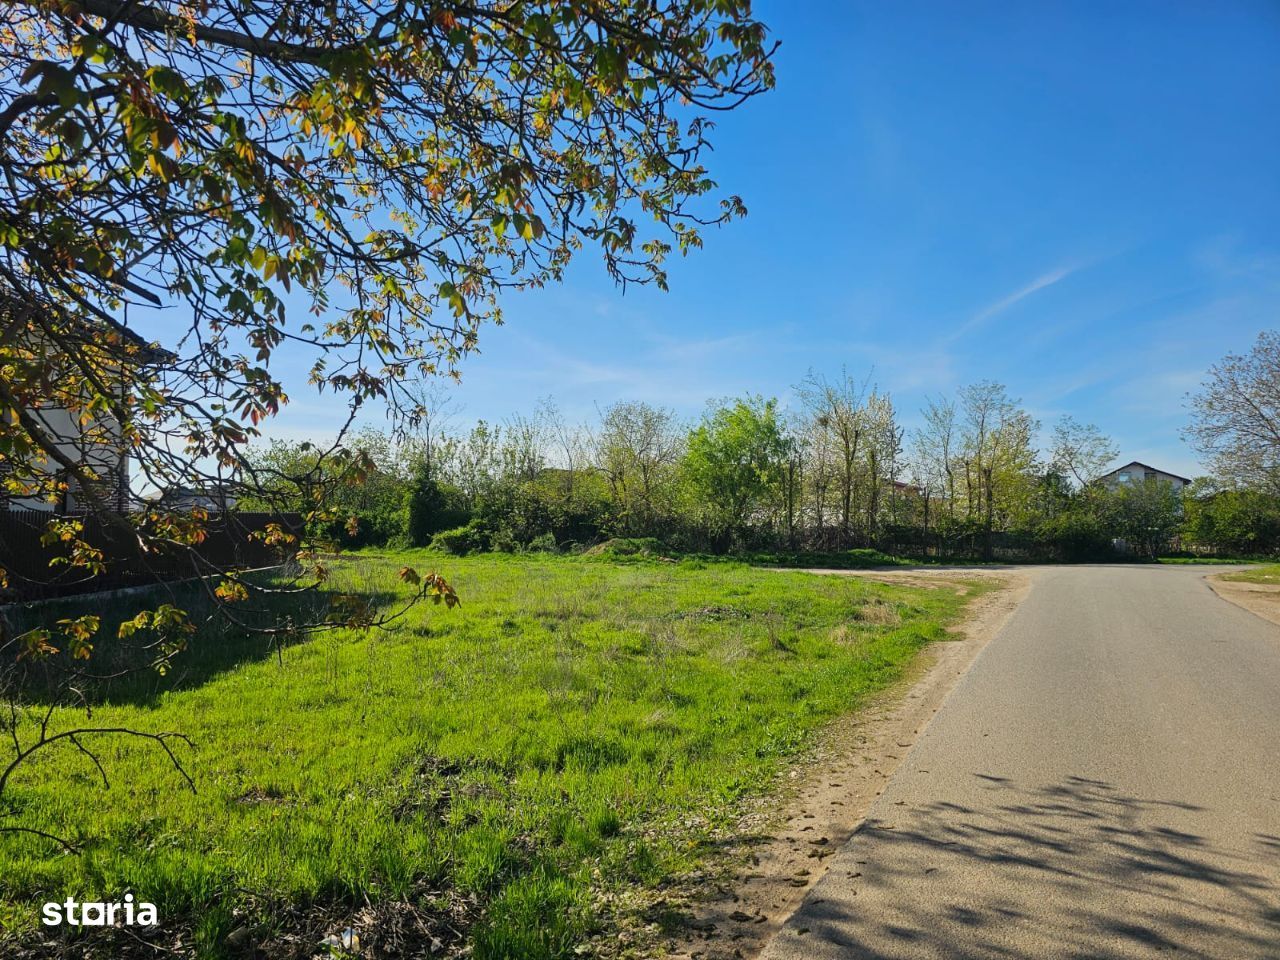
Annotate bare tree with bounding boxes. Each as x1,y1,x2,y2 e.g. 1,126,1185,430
403,380,462,481
798,370,869,545
953,383,1038,558
1050,416,1118,491
593,401,683,534
1187,331,1280,494
538,398,592,499
861,391,900,539
915,396,959,521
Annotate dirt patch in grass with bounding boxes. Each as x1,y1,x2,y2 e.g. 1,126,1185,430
656,569,1032,960
236,785,296,806
849,596,902,627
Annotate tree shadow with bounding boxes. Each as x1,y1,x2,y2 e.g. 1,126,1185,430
2,577,402,708
766,774,1280,959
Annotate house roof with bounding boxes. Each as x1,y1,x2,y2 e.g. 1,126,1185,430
1100,461,1192,484
1,292,173,365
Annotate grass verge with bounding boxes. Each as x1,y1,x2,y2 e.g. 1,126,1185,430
0,553,983,958
1219,563,1280,583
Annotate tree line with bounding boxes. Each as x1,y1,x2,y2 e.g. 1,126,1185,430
246,350,1280,561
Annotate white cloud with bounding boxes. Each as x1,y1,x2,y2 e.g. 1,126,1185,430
946,264,1077,343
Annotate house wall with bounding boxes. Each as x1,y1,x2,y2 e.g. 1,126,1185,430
1103,465,1189,492
5,401,128,513
2,319,137,513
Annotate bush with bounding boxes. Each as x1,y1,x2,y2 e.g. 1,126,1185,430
406,468,470,546
430,520,492,555
1182,489,1280,556
582,537,666,559
1037,509,1114,561
491,528,520,554
474,472,616,551
526,532,559,553
312,506,406,550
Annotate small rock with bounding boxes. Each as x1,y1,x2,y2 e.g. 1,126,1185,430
225,927,253,951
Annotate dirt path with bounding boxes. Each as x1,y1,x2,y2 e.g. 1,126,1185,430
665,568,1032,960
1206,573,1280,628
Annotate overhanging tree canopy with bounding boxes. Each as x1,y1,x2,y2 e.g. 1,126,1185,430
0,0,773,588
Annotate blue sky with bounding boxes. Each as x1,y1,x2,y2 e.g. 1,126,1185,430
269,1,1280,478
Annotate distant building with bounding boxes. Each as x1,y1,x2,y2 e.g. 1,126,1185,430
148,485,239,513
1,297,170,514
1098,461,1191,493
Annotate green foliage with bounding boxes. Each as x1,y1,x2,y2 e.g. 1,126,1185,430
1036,506,1113,561
581,537,667,560
525,532,560,554
1182,488,1280,556
248,392,1280,564
242,430,417,548
682,396,789,546
476,469,615,551
0,554,979,956
1101,479,1183,559
430,520,492,556
406,467,469,547
594,401,683,536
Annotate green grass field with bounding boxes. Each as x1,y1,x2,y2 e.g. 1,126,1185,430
1220,563,1280,583
0,553,982,958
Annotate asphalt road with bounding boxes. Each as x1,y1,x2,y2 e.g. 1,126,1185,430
761,565,1280,960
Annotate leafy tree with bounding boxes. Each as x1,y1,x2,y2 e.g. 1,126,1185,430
0,0,771,846
860,391,901,540
1050,416,1118,491
1187,331,1280,494
1182,486,1280,556
406,462,467,547
914,395,960,522
955,382,1038,558
0,0,772,612
797,370,868,545
1103,478,1183,559
243,428,414,546
440,420,508,511
502,411,549,484
682,395,787,546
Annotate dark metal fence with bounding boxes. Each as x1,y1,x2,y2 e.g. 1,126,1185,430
791,524,1064,563
0,509,303,602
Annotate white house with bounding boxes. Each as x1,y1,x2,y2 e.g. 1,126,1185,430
1,300,168,514
1098,461,1191,493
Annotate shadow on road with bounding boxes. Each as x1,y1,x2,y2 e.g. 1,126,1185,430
777,774,1280,959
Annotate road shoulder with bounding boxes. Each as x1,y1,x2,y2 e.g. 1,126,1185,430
665,568,1033,960
1205,574,1280,629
